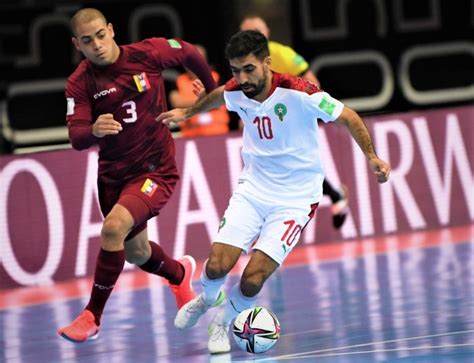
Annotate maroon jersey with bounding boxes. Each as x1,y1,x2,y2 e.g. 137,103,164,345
66,37,215,183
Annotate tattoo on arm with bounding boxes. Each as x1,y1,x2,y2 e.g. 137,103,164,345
346,113,377,160
187,86,225,118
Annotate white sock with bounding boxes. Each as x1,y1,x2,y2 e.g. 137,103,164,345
201,261,227,305
221,282,257,326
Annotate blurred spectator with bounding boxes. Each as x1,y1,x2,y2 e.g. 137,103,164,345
240,15,320,87
169,44,230,137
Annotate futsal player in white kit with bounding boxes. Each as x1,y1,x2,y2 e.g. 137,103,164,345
158,30,391,354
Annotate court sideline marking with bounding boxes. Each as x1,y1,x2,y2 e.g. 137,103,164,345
253,330,474,361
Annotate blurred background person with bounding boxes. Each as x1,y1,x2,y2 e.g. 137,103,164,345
240,15,320,87
169,44,230,138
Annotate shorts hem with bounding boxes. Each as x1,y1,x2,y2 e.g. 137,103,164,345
252,246,283,266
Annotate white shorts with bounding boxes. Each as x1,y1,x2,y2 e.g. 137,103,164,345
214,189,318,265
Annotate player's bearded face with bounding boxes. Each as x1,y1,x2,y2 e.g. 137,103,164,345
231,55,269,99
73,19,119,66
241,72,267,99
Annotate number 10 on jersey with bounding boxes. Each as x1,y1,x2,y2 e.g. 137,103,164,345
253,116,273,140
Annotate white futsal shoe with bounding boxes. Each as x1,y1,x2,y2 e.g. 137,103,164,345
208,311,231,354
174,290,225,329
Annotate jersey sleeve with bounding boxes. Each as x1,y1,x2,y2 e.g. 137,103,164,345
223,92,234,112
304,91,344,123
269,41,309,76
223,78,240,112
146,38,216,93
65,75,97,150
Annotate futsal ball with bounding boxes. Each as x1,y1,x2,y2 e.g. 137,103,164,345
232,306,281,354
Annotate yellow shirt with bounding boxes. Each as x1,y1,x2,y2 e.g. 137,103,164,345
269,40,309,76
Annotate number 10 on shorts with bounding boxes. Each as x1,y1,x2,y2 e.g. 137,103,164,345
281,220,302,252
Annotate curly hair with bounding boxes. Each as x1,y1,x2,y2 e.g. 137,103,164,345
225,30,269,60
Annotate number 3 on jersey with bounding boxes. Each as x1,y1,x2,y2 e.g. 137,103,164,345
122,100,137,123
253,116,273,140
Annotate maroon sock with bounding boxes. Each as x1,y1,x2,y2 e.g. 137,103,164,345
85,249,125,325
139,241,184,285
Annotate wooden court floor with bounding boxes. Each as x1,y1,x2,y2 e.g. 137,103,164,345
1,225,473,362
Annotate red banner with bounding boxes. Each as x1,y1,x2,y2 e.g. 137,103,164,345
1,105,472,288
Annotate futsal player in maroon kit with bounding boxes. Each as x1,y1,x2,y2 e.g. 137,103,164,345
58,8,216,342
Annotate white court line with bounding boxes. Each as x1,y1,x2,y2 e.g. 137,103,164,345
249,343,474,361
282,327,328,337
311,343,474,358
254,329,474,361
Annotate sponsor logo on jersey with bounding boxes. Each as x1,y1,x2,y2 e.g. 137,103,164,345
93,87,117,99
274,103,287,121
133,72,151,93
140,178,158,197
66,97,75,115
319,96,336,116
239,106,248,116
167,39,182,49
94,283,115,290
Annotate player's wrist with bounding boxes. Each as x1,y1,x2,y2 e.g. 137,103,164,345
184,107,196,119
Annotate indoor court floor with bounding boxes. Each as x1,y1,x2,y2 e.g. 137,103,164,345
1,224,473,363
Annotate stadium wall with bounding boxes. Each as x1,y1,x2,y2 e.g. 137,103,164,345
1,105,473,289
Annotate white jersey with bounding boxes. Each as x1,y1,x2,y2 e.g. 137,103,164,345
223,73,344,204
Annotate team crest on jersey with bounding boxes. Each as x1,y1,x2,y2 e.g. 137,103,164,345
274,103,287,121
140,178,158,197
133,72,151,93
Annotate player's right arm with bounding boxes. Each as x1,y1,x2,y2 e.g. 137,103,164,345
66,75,122,150
91,114,123,137
157,85,225,126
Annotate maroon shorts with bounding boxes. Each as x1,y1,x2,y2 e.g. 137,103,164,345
98,172,179,240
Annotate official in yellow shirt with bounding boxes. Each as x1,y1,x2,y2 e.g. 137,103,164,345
240,15,320,87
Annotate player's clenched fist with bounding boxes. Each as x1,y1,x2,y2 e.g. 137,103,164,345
369,158,391,184
92,113,123,137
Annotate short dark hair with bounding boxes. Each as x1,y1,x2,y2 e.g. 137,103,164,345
70,8,107,36
225,30,269,60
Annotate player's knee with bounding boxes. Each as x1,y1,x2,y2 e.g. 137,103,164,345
124,246,148,265
240,275,263,297
101,217,128,245
205,258,229,279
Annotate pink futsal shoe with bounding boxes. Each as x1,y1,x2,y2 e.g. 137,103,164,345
169,255,197,309
58,310,100,343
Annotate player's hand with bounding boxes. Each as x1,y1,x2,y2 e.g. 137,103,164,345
92,114,123,137
192,79,205,100
156,108,188,127
369,158,391,183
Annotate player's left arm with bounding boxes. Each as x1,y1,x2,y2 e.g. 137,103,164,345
335,106,391,183
149,38,216,93
180,41,216,93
